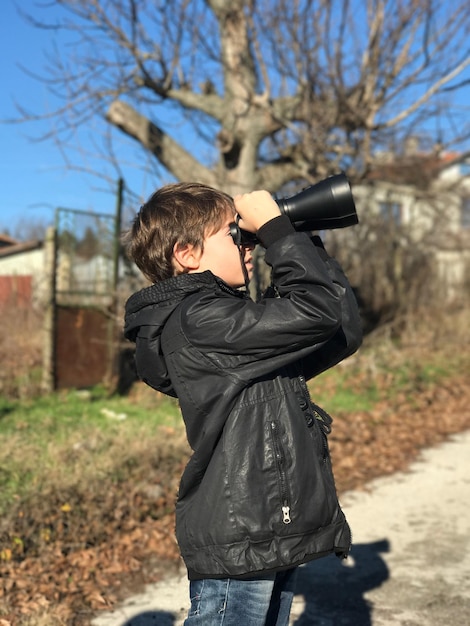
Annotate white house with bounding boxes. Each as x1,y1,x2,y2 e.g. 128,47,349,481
351,149,470,299
0,237,45,308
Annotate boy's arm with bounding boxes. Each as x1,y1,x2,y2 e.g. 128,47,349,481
181,190,361,381
257,230,362,380
183,229,345,377
299,237,362,380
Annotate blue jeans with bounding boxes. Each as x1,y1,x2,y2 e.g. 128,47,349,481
184,568,297,626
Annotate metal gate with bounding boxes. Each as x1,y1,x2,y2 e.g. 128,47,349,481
51,189,122,389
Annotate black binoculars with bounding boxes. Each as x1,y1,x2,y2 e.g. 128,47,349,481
230,173,358,246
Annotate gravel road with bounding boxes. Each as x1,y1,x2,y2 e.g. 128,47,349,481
92,430,470,626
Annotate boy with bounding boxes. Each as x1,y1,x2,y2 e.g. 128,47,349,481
124,182,362,625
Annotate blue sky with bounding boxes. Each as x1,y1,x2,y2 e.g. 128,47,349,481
0,0,156,238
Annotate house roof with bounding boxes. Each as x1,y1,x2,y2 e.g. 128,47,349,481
366,151,461,187
0,234,19,248
0,239,43,258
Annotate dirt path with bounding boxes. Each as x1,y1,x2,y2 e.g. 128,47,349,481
91,429,470,626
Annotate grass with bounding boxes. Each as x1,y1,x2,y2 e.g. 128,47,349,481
0,385,184,514
310,366,379,412
308,340,468,414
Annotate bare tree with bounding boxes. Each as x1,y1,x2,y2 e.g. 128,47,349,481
14,0,470,199
12,0,470,332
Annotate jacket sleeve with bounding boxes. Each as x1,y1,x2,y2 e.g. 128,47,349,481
299,244,362,381
179,228,359,383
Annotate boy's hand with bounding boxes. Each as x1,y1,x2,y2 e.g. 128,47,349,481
234,190,281,233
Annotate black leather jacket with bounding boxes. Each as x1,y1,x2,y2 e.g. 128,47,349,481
124,225,362,580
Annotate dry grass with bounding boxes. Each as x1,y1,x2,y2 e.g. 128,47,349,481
0,302,44,399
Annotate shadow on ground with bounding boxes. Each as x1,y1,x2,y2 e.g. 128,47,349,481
293,539,390,625
123,610,175,626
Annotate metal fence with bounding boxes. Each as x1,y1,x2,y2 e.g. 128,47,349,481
47,192,122,390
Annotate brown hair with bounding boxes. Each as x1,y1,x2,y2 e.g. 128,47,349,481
124,182,235,283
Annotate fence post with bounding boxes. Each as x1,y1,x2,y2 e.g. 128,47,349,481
105,178,124,388
41,226,57,394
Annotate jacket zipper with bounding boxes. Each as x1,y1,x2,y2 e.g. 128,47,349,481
269,420,292,524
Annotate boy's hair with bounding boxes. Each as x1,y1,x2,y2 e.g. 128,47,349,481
125,182,235,283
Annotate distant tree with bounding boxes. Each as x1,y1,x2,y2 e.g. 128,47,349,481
76,226,100,259
57,228,77,254
12,218,47,242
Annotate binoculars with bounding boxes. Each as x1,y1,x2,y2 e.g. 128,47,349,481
231,173,358,246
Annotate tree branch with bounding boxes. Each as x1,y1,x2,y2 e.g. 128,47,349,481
384,57,470,128
106,100,217,185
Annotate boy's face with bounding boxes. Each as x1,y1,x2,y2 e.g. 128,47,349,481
194,213,254,288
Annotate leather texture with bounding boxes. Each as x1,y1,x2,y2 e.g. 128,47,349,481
124,231,362,580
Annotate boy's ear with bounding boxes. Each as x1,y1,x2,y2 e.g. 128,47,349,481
173,242,201,272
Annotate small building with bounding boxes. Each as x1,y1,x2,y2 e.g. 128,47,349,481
0,236,45,308
351,150,470,300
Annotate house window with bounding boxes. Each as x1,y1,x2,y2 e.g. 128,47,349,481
379,201,402,225
461,197,470,229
